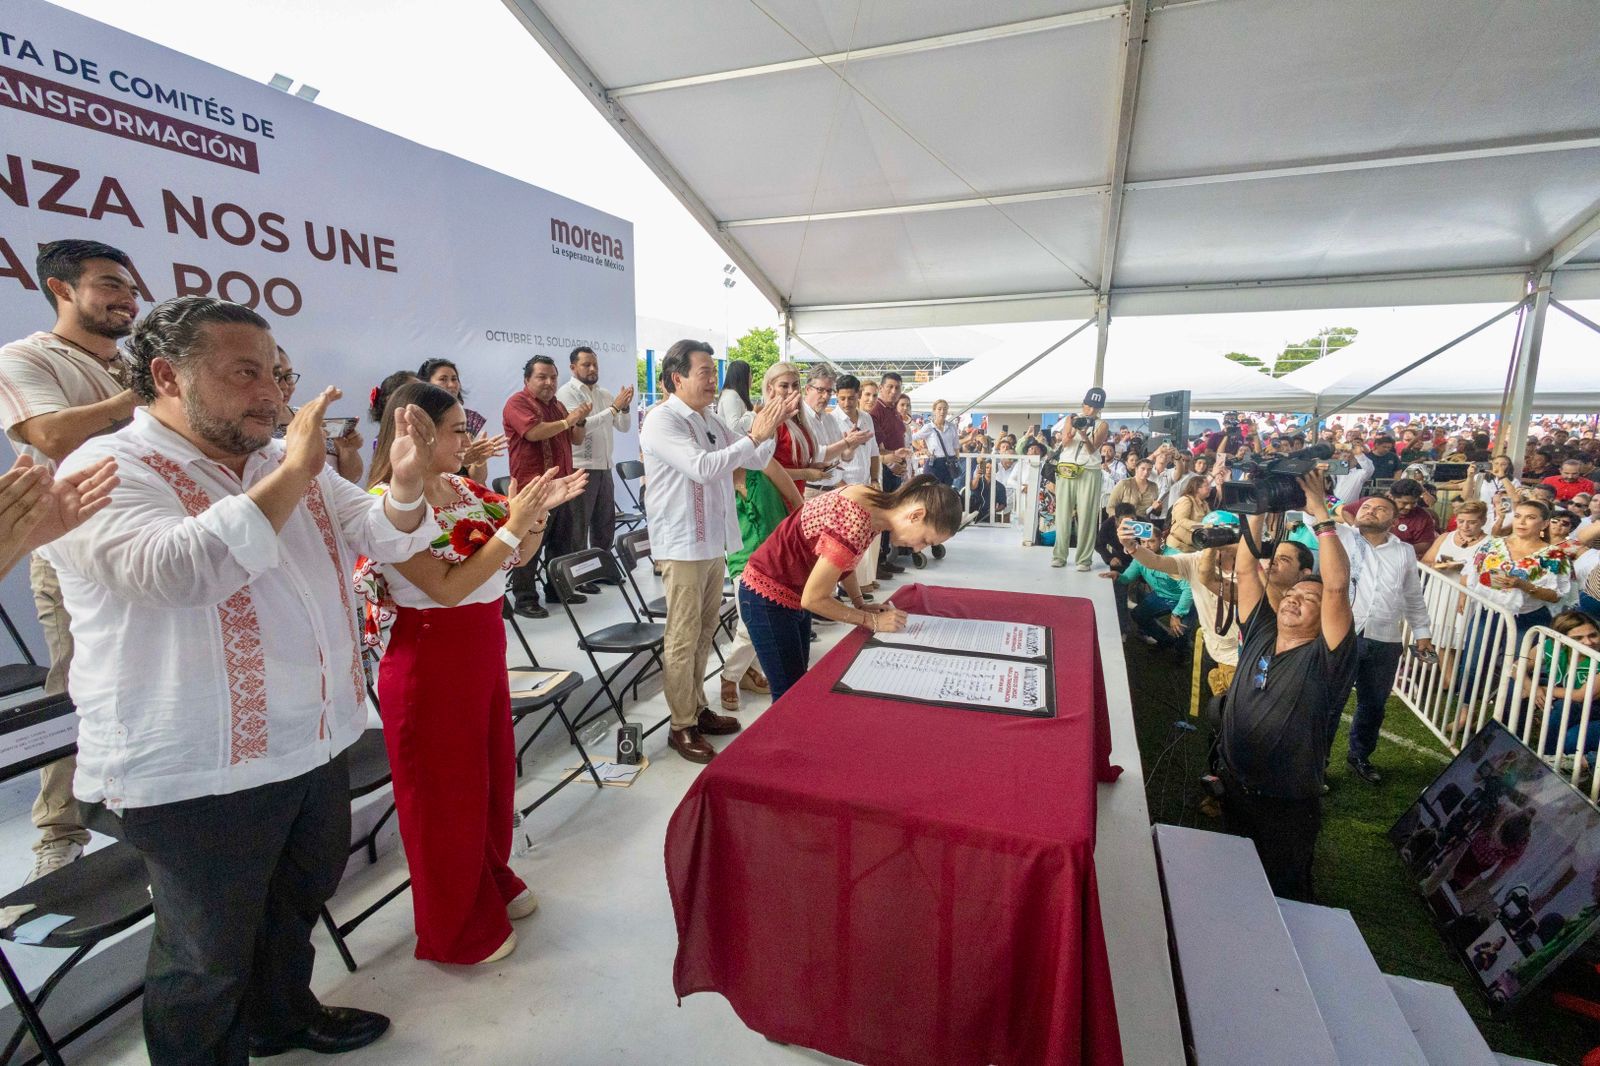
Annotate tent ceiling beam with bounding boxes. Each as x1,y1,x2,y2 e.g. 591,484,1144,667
719,131,1600,230
498,0,792,315
1551,298,1600,337
1091,0,1150,384
607,6,1127,98
950,315,1098,420
1547,201,1600,269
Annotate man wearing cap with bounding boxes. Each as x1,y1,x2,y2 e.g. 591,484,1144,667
1050,388,1110,571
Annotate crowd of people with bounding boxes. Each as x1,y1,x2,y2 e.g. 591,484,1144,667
0,240,965,1065
1,237,1595,1059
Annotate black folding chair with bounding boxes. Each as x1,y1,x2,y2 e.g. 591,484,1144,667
614,460,646,517
501,598,604,809
0,694,150,1066
547,550,668,736
0,603,48,700
317,669,409,975
614,530,737,667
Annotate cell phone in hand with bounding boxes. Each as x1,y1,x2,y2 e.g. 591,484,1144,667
1129,521,1155,540
322,417,358,437
1284,510,1306,526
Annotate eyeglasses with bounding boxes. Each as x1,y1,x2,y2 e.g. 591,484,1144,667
1251,653,1271,691
808,384,834,395
274,371,301,386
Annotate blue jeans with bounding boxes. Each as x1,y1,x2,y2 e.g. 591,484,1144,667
1344,637,1405,762
738,584,812,703
1581,590,1600,618
1130,591,1189,647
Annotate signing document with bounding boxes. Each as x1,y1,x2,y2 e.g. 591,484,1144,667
872,614,1047,661
837,647,1051,717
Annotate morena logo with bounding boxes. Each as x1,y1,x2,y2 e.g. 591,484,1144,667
549,219,625,262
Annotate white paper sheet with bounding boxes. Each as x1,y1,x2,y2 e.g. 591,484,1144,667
871,614,1047,661
838,647,1049,714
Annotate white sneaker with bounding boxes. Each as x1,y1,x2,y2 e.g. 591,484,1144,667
507,888,539,920
25,840,82,884
1076,562,1091,572
1051,559,1067,568
479,930,517,964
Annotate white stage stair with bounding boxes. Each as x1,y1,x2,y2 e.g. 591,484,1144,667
1153,824,1551,1066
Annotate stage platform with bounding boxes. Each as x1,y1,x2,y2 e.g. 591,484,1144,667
0,524,1183,1065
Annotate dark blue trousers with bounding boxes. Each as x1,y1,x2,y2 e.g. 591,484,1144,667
1344,636,1405,763
738,584,813,702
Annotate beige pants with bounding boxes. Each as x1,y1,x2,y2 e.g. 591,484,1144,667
659,557,726,730
1051,469,1102,568
29,554,87,851
855,534,881,586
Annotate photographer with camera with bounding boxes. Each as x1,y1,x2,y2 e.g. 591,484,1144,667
1216,473,1356,902
1049,387,1110,572
1327,494,1434,784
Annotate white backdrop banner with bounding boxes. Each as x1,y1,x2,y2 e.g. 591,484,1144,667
0,0,636,655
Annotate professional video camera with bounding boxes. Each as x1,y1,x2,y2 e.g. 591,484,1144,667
1069,415,1095,431
1218,443,1333,516
1191,524,1241,549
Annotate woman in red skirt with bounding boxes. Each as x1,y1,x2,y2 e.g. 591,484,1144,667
357,382,586,965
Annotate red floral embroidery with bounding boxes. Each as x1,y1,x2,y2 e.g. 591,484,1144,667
450,518,497,556
304,480,366,715
138,454,269,764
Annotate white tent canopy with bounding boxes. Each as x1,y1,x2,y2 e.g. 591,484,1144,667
1283,306,1600,415
504,0,1600,335
905,318,1316,415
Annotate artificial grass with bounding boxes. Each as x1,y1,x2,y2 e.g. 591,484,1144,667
1124,635,1596,1066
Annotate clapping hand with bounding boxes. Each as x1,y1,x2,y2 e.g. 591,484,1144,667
614,385,635,410
566,401,594,425
547,469,588,509
284,387,336,479
463,432,508,467
387,403,436,496
7,455,120,559
750,392,800,444
505,470,556,535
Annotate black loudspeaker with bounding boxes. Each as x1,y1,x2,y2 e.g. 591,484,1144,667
1149,389,1188,412
617,723,642,765
1149,412,1185,436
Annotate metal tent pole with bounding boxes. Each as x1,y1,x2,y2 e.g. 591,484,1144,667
1502,272,1552,471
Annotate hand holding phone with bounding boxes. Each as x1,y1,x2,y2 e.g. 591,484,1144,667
1129,520,1155,540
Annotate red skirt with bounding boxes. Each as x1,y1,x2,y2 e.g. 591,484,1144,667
377,598,526,963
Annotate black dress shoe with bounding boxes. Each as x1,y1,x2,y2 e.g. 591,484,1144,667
249,1005,389,1057
577,582,601,594
1346,756,1382,785
512,602,548,620
547,590,587,605
882,560,907,574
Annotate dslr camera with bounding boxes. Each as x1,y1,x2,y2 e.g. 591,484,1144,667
1191,524,1241,549
1218,444,1332,516
1070,415,1095,431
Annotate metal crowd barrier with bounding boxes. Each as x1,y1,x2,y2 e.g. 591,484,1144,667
1508,625,1600,801
1395,562,1522,751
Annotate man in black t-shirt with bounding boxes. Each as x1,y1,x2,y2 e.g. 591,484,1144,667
1218,473,1357,902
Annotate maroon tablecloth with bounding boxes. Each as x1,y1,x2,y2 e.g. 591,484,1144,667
665,584,1124,1065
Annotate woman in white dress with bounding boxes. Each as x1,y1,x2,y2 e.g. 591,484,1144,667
1421,500,1490,672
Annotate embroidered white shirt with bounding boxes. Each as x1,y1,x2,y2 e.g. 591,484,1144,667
638,394,774,561
1333,523,1433,644
41,409,436,809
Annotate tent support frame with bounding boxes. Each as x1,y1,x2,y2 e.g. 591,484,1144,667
953,315,1098,420
1499,273,1551,470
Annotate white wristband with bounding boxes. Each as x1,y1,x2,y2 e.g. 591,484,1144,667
493,527,521,550
386,491,427,512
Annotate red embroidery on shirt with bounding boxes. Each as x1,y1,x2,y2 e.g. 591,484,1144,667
303,480,366,715
137,453,269,764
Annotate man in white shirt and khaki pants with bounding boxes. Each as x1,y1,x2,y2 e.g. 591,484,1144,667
557,345,632,557
46,296,438,1064
0,239,141,883
640,340,794,764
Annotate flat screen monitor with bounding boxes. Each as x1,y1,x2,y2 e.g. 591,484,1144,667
1389,721,1600,1009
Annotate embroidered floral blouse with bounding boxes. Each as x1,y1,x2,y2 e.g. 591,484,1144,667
354,475,520,651
1469,536,1572,615
741,491,875,609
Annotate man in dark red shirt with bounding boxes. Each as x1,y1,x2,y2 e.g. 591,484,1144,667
503,354,591,616
1543,458,1597,502
1388,479,1437,559
868,372,910,579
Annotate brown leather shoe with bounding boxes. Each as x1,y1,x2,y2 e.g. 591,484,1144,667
720,679,740,711
669,727,716,764
696,707,743,736
740,667,770,694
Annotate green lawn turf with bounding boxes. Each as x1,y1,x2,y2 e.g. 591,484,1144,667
1123,635,1597,1066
